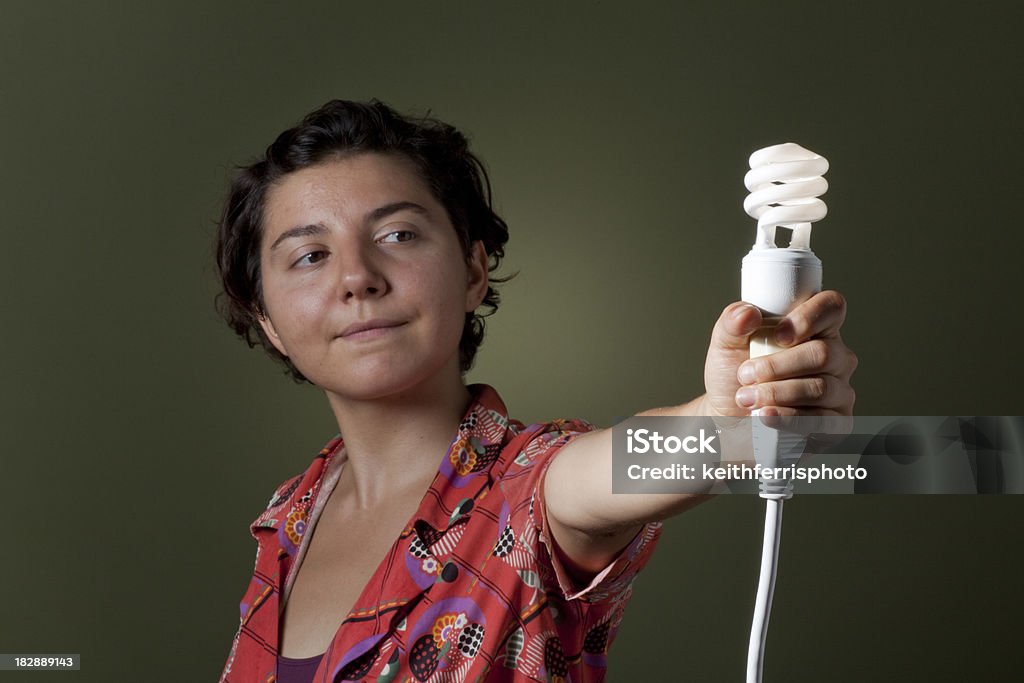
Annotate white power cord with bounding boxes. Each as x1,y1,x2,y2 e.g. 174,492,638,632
747,497,784,683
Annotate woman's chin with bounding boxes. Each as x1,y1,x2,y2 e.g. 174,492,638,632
317,366,453,405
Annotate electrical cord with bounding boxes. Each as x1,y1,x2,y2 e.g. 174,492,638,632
747,497,784,683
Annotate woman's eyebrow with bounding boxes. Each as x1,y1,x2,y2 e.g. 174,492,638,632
365,201,429,224
269,223,329,251
269,202,430,252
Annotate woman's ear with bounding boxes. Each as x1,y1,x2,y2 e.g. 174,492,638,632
465,240,490,312
257,313,289,357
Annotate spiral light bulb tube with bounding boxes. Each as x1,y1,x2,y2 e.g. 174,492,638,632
743,143,828,250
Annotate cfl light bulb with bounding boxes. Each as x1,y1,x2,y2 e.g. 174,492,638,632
742,143,829,683
741,143,827,370
743,142,828,251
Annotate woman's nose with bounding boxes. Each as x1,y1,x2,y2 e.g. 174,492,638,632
337,245,387,301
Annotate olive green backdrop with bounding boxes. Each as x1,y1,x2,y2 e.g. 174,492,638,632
1,1,1021,681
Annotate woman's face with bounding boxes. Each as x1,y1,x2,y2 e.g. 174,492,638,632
257,152,489,401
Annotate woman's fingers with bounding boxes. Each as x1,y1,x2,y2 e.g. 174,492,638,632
738,337,859,384
735,376,856,414
774,290,847,346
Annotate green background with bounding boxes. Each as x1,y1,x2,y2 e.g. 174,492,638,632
1,1,1021,680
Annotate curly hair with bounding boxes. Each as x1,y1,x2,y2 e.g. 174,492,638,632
215,99,511,383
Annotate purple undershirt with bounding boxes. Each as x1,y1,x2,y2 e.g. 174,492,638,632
276,652,325,683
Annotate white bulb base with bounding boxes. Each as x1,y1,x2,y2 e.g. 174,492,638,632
742,247,821,500
741,247,822,318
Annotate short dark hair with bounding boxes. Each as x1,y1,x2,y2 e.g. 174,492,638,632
215,99,511,383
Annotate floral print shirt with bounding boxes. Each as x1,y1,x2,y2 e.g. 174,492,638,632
219,385,662,682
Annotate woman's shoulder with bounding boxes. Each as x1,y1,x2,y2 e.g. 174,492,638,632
249,434,343,534
505,417,597,466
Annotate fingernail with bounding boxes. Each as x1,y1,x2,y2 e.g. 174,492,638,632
736,387,757,408
775,320,794,346
738,362,757,385
732,304,753,321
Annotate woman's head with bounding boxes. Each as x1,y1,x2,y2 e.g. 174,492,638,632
216,99,510,383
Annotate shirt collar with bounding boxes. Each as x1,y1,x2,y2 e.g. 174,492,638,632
249,384,517,536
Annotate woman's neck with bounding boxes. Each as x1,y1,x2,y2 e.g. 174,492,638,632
325,374,473,510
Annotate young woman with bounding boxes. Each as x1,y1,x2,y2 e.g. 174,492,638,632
215,100,856,682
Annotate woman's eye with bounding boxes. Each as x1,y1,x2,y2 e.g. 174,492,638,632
294,250,328,266
379,230,416,244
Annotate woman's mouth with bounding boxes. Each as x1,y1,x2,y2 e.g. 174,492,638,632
339,319,407,340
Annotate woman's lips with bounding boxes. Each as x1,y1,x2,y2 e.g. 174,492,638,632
339,319,406,340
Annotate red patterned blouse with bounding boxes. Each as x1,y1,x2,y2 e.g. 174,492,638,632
219,385,662,682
